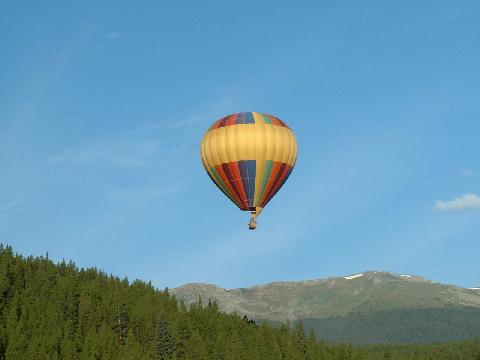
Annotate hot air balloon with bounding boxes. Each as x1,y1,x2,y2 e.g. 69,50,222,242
201,112,298,229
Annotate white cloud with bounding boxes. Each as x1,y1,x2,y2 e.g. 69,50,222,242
434,193,480,212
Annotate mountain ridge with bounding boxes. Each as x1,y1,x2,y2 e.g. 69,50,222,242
172,271,480,344
172,271,480,320
176,270,473,293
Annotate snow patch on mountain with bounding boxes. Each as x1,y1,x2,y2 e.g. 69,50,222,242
344,273,364,280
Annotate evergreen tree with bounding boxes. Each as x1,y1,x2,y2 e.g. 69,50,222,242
129,328,144,359
112,303,129,344
294,321,307,357
175,314,192,359
155,315,175,360
306,330,318,360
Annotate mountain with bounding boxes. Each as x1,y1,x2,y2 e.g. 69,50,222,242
172,271,480,344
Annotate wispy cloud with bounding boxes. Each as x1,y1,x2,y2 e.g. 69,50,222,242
434,193,480,212
0,192,25,219
461,168,477,177
48,111,219,205
0,198,22,217
166,222,302,288
105,32,120,40
105,186,177,202
50,133,160,168
0,177,28,219
48,108,228,170
50,140,157,167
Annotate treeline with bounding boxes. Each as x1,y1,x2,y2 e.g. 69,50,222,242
364,338,480,360
0,244,479,360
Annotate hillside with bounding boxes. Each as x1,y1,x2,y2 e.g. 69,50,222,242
0,245,343,359
172,272,480,344
1,244,480,359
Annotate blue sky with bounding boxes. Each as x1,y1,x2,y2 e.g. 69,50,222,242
1,1,479,289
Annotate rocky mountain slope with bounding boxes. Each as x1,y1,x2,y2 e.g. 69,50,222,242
172,271,480,320
172,271,480,344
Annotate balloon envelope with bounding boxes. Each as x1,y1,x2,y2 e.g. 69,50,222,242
201,112,297,223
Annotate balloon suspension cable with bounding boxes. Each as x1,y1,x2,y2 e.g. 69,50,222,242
248,212,257,230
